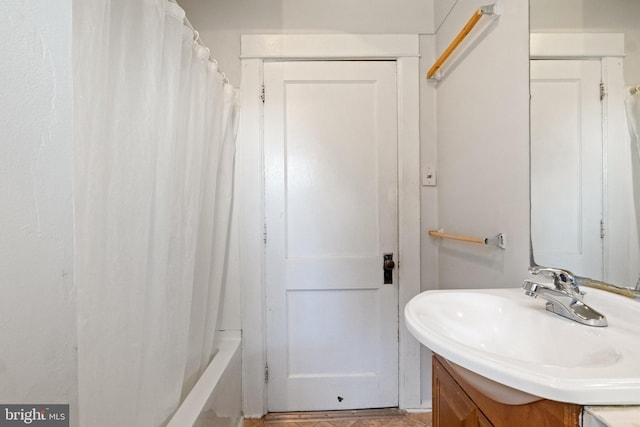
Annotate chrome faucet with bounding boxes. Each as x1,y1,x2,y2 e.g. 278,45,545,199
523,266,608,327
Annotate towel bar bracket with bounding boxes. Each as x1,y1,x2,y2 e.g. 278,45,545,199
480,3,499,16
484,233,506,249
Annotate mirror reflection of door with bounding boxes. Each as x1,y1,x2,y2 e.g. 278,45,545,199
530,59,604,279
530,0,640,289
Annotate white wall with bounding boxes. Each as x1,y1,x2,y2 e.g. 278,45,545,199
433,0,457,33
530,0,640,85
180,0,434,85
432,0,530,291
0,0,78,424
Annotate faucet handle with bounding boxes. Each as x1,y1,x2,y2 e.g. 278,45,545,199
529,266,579,293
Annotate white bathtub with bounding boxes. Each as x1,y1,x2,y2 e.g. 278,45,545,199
167,331,242,427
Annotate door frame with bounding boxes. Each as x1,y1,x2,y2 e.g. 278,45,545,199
237,34,421,417
530,33,630,284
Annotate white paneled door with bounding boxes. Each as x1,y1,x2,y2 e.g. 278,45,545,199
530,60,603,278
264,61,399,412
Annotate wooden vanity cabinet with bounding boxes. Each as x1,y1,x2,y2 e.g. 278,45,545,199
433,355,493,426
432,354,582,427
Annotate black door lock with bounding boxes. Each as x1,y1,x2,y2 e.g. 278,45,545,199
383,253,395,284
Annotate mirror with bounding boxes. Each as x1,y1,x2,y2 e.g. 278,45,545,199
529,0,640,289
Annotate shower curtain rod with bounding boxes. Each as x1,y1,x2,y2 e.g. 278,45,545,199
631,84,640,95
168,0,229,83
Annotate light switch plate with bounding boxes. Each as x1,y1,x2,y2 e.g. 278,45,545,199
422,165,436,186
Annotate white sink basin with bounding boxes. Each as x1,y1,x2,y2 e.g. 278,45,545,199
405,287,640,405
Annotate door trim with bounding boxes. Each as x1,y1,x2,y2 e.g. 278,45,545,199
530,33,624,59
237,34,421,417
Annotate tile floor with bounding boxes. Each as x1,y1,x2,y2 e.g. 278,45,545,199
243,410,433,427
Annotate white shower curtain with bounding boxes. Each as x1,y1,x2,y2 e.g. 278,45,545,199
73,1,239,425
627,88,640,159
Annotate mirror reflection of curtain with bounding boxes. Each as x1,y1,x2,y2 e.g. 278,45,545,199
625,87,640,288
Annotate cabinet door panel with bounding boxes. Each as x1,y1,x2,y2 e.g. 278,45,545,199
478,412,494,427
433,355,484,427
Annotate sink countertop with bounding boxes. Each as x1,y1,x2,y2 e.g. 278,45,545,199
584,406,640,427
